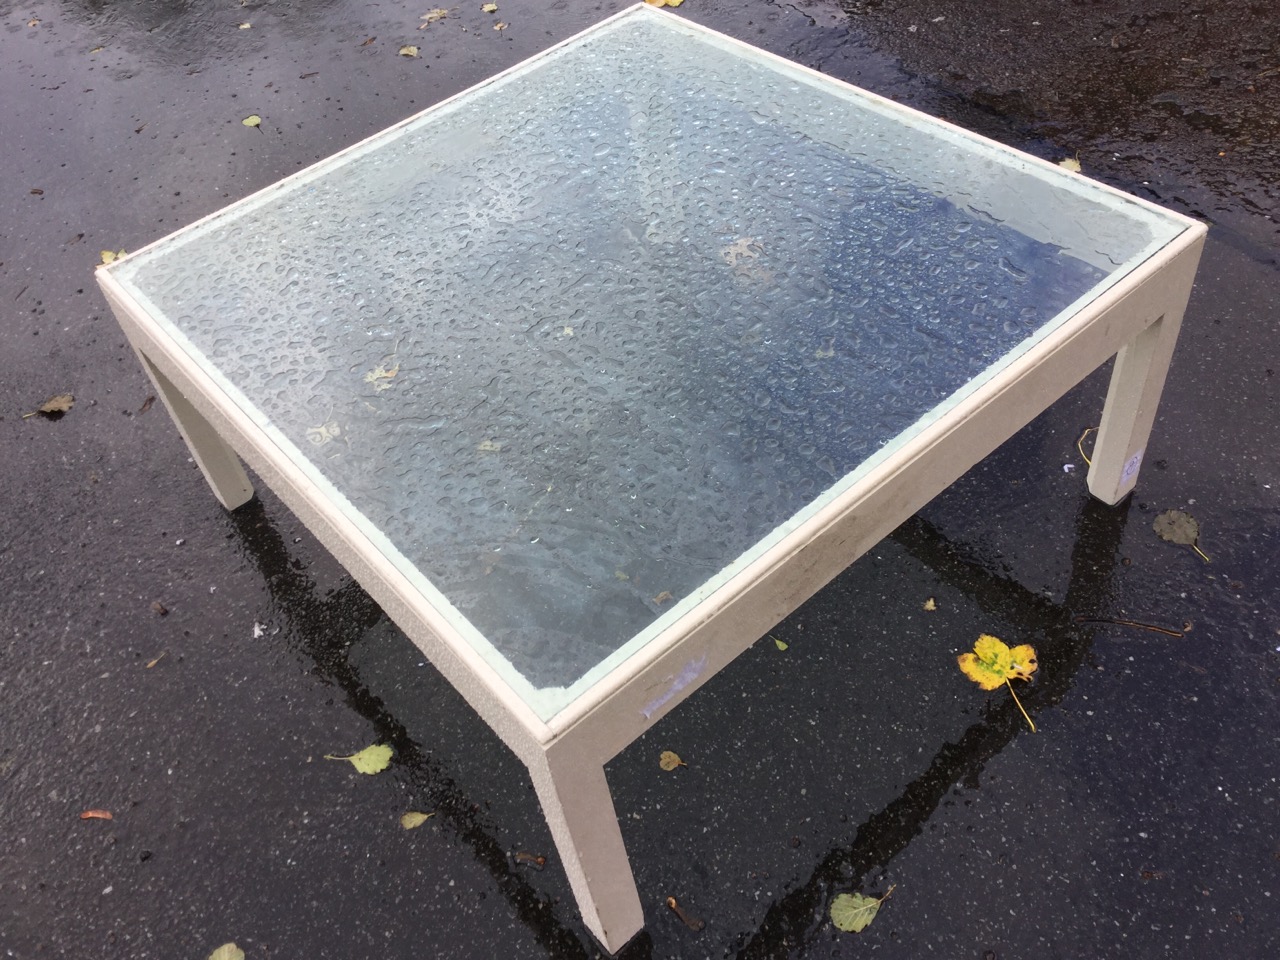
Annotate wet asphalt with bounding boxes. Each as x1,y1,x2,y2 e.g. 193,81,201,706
2,1,1278,958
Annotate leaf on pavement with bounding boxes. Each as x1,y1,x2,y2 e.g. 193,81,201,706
324,743,394,774
1153,509,1210,562
208,945,245,960
23,394,75,420
659,750,686,771
831,885,895,932
400,811,436,830
958,634,1038,731
957,634,1037,691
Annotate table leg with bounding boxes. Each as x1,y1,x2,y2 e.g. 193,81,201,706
138,352,255,510
528,745,644,953
1086,310,1183,506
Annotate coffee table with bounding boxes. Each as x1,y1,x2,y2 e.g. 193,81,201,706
96,4,1205,951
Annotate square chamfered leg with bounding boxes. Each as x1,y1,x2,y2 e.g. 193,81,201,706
528,743,644,954
1086,309,1183,506
137,352,255,510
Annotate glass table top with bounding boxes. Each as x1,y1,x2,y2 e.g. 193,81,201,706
108,5,1192,720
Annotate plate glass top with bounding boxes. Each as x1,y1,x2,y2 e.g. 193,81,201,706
110,6,1189,719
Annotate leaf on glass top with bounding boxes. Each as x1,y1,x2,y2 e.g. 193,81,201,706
476,439,503,452
957,634,1038,691
325,743,393,774
363,361,400,391
720,236,762,267
306,421,341,446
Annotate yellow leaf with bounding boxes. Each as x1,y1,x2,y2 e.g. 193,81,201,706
324,743,393,774
208,945,245,960
238,22,251,29
772,635,788,651
482,2,498,11
659,750,686,770
958,634,1038,732
1058,156,1082,173
923,596,937,611
398,45,420,57
1007,644,1039,682
420,8,450,25
645,0,684,7
957,634,1037,691
242,115,261,127
400,811,435,829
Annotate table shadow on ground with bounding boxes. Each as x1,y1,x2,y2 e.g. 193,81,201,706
225,491,1129,958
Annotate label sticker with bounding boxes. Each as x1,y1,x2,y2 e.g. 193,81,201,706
1120,450,1144,486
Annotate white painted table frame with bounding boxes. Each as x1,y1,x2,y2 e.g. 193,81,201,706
97,6,1206,952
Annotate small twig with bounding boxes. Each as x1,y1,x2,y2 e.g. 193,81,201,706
1073,616,1185,637
666,896,705,931
513,851,546,870
1076,427,1095,467
1191,542,1211,563
1004,678,1036,733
